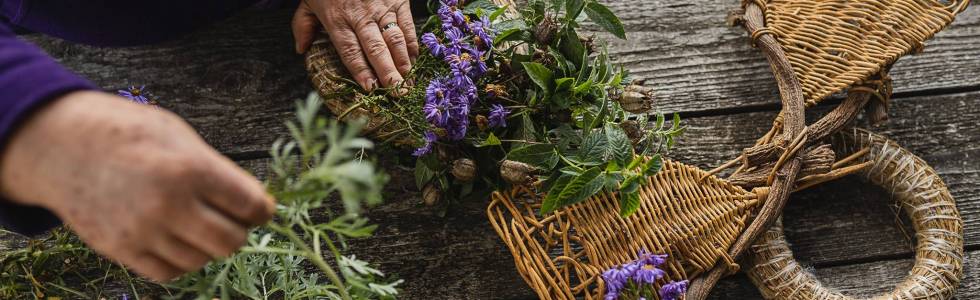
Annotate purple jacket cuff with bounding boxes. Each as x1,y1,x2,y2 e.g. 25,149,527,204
0,22,96,236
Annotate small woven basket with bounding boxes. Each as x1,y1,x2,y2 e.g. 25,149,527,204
487,160,770,299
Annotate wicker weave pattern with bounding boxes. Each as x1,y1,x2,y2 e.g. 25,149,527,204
488,160,768,299
756,0,968,106
746,129,964,299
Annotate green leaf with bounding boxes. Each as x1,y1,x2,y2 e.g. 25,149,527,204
541,174,574,213
494,28,524,45
478,132,502,147
642,154,663,176
496,19,528,31
604,122,634,165
507,144,559,170
515,112,538,149
619,174,642,194
555,77,575,91
566,0,586,20
573,80,592,95
578,128,608,163
464,0,500,15
414,156,441,190
522,62,555,93
584,1,626,39
619,191,641,216
542,166,603,213
559,28,586,67
490,4,509,21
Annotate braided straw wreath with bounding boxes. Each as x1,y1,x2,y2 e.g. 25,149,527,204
746,128,964,300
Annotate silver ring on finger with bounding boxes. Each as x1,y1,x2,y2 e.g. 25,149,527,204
381,22,399,33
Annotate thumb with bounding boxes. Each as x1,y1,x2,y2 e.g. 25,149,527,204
292,3,320,54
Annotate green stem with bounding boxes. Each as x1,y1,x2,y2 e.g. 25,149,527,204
558,154,584,172
269,223,351,300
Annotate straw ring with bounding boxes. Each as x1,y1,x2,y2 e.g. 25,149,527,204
746,128,964,300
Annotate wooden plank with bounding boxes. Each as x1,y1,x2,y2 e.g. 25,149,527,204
227,90,980,299
21,4,980,154
592,0,980,113
709,249,980,299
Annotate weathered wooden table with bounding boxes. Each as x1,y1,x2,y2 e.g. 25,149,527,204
23,1,980,298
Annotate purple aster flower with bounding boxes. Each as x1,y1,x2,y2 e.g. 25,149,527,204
442,0,459,7
638,250,668,267
632,263,666,284
438,6,455,31
469,15,494,49
421,32,446,57
601,266,630,297
443,28,467,56
413,131,438,157
444,117,469,140
118,85,150,104
659,280,689,300
488,104,509,128
424,79,453,126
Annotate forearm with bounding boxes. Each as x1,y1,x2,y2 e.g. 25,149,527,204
0,22,96,235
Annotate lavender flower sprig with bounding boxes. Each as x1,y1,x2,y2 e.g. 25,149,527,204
601,251,688,300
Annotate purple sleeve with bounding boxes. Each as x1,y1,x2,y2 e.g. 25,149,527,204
3,0,277,47
0,21,97,236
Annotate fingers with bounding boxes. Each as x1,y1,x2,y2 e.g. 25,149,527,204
172,200,249,258
153,233,213,273
394,0,419,61
129,251,183,282
350,12,404,87
292,1,320,54
328,26,379,90
197,155,275,226
379,12,412,77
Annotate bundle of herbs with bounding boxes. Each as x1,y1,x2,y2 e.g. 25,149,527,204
0,93,399,300
365,0,683,215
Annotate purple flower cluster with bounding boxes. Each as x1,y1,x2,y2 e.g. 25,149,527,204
415,0,501,156
601,251,688,300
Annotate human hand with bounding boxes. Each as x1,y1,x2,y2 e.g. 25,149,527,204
0,91,276,282
292,0,418,91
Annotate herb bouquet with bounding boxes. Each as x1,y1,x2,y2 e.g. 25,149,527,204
308,0,682,216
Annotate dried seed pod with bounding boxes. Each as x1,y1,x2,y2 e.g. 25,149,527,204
485,84,508,99
534,16,558,45
614,84,655,114
475,115,490,131
500,160,537,185
422,183,441,206
451,158,477,182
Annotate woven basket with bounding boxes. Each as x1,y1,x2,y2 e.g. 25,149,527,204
488,159,770,299
746,128,964,299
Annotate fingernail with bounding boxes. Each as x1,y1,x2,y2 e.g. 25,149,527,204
366,78,378,91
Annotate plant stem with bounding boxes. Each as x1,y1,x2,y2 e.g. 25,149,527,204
269,223,351,300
